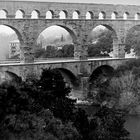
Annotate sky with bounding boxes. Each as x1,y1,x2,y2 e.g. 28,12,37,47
9,0,140,6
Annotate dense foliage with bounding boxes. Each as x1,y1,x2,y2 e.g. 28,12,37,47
0,68,130,140
34,44,74,58
88,30,113,57
125,27,140,56
90,58,140,114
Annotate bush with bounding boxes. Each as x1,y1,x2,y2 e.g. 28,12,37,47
110,59,140,111
88,106,130,140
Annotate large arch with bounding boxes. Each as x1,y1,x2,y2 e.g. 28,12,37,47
0,71,21,84
2,24,23,44
125,25,140,57
0,24,23,60
88,65,114,98
125,25,140,40
37,24,77,43
54,68,79,87
88,24,118,43
88,24,118,58
5,71,22,82
89,65,114,83
35,24,76,59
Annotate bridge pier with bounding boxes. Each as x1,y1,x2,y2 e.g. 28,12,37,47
81,76,89,97
113,43,125,58
20,45,34,63
76,75,89,98
74,43,88,60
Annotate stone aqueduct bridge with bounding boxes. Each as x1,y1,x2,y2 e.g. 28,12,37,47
1,1,140,60
0,1,138,95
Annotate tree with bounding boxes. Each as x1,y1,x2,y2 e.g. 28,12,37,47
36,68,76,121
88,106,130,140
125,27,140,56
88,29,113,57
34,48,46,58
61,44,74,57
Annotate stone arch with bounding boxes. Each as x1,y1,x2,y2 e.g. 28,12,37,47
1,24,23,44
37,24,77,44
57,24,77,43
31,10,40,19
46,10,54,19
88,24,118,55
0,24,23,60
86,11,94,19
123,12,129,20
124,25,140,57
54,68,79,87
35,24,77,59
89,65,114,83
59,10,67,19
5,71,22,82
72,10,80,19
134,13,140,20
125,24,140,35
15,9,25,19
111,12,118,19
102,24,118,40
99,11,106,19
0,9,8,19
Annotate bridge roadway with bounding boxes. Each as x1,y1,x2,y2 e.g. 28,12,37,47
0,57,131,65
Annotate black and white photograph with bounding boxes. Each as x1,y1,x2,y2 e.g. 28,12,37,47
0,0,140,139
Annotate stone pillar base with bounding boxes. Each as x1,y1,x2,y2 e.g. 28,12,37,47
113,43,125,58
20,50,34,63
74,47,88,60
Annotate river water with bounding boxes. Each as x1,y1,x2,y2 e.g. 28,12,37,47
125,115,140,140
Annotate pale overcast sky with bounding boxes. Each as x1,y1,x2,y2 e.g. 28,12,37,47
9,0,140,6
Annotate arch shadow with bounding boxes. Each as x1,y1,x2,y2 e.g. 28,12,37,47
5,71,22,83
89,65,114,83
54,68,79,87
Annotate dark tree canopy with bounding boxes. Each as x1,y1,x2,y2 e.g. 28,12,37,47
0,68,130,140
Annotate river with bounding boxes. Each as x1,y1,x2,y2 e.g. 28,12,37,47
125,115,140,140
